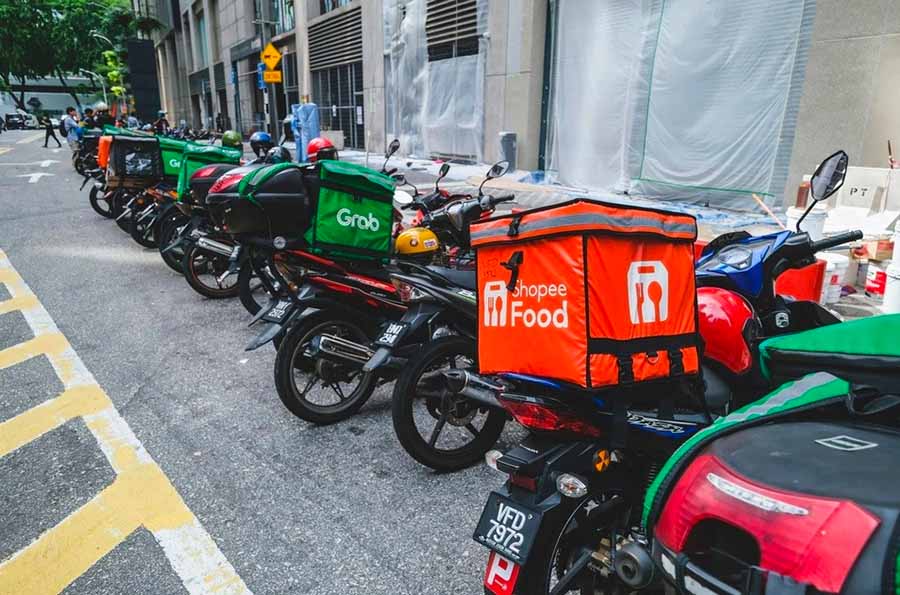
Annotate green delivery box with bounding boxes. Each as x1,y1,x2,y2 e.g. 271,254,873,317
306,160,396,261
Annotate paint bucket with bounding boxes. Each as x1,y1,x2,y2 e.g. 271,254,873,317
786,206,827,241
883,265,900,314
893,229,900,262
818,252,849,304
866,264,888,300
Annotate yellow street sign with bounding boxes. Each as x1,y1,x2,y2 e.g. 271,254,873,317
263,70,283,84
260,42,282,70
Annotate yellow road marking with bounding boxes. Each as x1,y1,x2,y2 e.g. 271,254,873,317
0,386,107,458
0,250,251,594
0,147,11,156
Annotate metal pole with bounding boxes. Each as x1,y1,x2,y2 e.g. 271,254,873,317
258,4,281,139
80,69,108,106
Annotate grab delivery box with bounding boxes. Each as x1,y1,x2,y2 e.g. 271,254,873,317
471,199,701,390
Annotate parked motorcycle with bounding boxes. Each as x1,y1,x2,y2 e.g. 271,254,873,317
468,151,865,595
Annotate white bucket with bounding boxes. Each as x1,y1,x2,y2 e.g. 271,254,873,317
819,260,836,304
883,265,900,314
786,206,827,241
893,228,900,262
818,252,849,304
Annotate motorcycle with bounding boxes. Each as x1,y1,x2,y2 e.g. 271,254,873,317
257,161,511,425
468,151,864,595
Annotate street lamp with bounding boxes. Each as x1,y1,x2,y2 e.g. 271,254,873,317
90,31,115,48
79,69,108,106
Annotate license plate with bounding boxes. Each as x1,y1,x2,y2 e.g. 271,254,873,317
473,493,542,565
263,299,292,323
484,552,520,595
374,322,408,347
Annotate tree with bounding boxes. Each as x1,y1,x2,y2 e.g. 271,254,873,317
0,0,147,111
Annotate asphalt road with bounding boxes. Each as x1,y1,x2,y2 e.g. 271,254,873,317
0,129,519,594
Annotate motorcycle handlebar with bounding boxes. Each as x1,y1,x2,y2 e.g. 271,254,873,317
489,193,515,205
809,230,863,254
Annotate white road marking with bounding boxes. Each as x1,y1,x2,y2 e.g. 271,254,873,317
16,172,54,184
16,132,43,144
0,160,59,167
0,252,252,594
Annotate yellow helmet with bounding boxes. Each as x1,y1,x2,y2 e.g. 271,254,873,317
395,227,440,256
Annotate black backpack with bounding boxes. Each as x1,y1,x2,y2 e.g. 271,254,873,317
59,118,68,137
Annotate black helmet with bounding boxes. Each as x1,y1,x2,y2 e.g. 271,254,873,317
249,131,274,157
264,146,292,164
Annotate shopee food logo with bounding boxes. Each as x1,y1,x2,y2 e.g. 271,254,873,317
627,261,668,324
336,208,380,231
482,280,568,328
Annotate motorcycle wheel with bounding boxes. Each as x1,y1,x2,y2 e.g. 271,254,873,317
273,311,377,424
516,496,622,595
181,243,240,298
391,335,506,471
129,209,159,248
238,261,269,315
88,186,114,218
157,211,189,273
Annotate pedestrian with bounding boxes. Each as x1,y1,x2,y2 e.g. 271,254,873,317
153,110,170,135
62,106,80,153
41,114,61,148
82,108,97,129
127,113,139,129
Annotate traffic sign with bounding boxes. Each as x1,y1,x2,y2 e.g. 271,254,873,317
257,62,266,90
260,42,282,70
263,70,282,84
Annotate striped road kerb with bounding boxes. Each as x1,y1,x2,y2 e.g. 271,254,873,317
0,250,251,594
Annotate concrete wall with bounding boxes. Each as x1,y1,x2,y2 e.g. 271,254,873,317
484,0,547,170
361,0,386,153
786,0,900,204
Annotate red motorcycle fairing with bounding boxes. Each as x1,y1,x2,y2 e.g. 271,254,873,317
697,287,754,375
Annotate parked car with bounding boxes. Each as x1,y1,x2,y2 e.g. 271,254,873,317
4,114,26,129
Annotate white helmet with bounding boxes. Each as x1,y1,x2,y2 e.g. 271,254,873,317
94,101,109,111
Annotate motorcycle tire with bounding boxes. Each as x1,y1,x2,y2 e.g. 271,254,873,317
273,310,377,425
181,243,240,299
391,335,506,472
88,186,114,218
129,210,159,248
157,211,189,273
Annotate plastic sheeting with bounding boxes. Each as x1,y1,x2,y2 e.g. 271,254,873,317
383,0,487,162
546,0,814,209
292,103,321,162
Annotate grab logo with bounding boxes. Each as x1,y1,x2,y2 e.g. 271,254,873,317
169,158,181,168
627,261,668,324
336,208,380,231
482,280,568,328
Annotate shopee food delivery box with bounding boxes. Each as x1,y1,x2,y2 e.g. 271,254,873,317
471,199,701,390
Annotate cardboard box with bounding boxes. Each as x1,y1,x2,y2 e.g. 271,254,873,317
862,238,894,261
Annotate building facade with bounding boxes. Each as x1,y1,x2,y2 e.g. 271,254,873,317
140,0,900,209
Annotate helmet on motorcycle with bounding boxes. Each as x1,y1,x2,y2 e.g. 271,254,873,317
249,131,274,157
157,110,167,117
93,101,108,112
394,227,440,256
141,123,154,131
264,146,292,164
307,137,336,163
221,130,242,149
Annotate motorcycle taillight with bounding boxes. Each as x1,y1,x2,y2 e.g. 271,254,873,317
192,165,219,180
499,399,602,438
654,453,879,594
208,172,244,193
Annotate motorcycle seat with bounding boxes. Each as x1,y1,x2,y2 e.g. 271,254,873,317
426,266,477,291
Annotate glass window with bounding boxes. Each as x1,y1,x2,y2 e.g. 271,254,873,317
274,0,295,34
196,11,209,67
320,0,352,15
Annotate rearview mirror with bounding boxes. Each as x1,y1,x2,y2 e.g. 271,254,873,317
392,173,407,185
486,160,510,180
439,163,450,179
386,138,400,159
810,150,848,202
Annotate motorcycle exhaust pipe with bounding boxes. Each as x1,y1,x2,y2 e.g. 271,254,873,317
309,334,375,366
196,237,236,257
443,370,503,409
